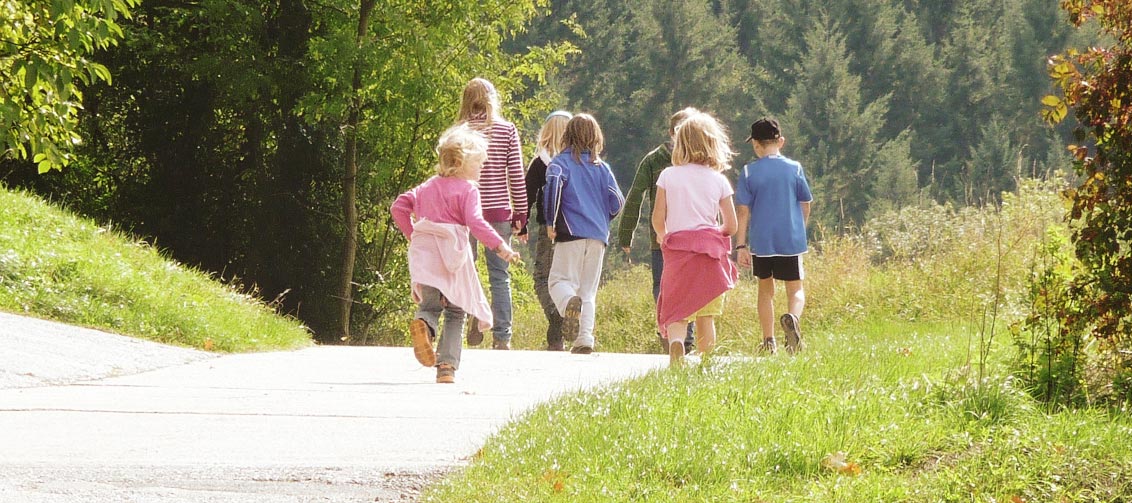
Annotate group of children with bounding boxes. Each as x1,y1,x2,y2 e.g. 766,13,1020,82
392,77,813,382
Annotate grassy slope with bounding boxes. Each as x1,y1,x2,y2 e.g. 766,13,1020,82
0,187,311,351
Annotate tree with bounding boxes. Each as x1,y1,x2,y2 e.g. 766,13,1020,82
299,0,574,342
1044,0,1132,350
784,14,914,230
1,0,138,172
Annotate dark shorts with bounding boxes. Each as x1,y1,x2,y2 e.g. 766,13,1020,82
752,255,804,281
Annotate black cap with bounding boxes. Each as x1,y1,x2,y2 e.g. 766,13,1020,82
746,117,781,142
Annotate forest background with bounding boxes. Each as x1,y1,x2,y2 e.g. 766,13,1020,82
0,0,1099,344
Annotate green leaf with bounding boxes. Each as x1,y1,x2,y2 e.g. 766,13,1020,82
1041,95,1062,107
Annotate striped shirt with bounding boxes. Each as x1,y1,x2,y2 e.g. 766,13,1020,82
468,116,526,224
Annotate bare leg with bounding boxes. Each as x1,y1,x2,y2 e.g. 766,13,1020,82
666,321,687,366
694,315,716,355
785,280,805,317
757,278,776,341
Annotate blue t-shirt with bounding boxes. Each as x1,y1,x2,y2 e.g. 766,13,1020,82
734,154,813,256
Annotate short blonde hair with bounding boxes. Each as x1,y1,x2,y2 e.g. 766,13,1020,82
563,113,604,164
672,110,735,172
457,78,501,126
435,124,488,177
537,111,572,157
669,107,698,136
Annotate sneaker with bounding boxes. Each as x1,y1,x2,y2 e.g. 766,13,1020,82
409,319,436,367
758,337,777,355
780,313,803,353
570,345,593,354
780,313,804,354
436,363,455,384
546,340,565,351
668,341,685,367
563,296,582,342
466,321,483,346
492,339,511,350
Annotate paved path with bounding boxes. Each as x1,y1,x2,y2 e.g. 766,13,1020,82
0,313,667,502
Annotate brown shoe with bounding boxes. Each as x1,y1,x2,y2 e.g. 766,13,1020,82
409,319,436,367
546,340,565,351
466,321,484,346
758,337,778,355
570,345,593,354
668,340,685,367
492,339,511,350
436,363,455,384
562,296,582,341
780,313,804,354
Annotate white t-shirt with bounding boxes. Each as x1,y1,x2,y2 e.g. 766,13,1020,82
656,163,734,234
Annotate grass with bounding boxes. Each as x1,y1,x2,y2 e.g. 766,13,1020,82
424,180,1132,501
424,320,1132,502
0,187,312,352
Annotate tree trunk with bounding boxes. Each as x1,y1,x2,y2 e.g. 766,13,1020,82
337,0,377,343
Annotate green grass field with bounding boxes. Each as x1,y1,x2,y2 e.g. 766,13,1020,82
422,180,1132,501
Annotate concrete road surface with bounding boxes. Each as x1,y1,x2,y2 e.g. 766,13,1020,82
0,312,667,502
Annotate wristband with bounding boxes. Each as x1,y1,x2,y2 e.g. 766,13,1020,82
734,244,748,250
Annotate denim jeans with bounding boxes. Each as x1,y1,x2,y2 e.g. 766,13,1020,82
471,220,513,343
414,285,465,370
652,249,695,345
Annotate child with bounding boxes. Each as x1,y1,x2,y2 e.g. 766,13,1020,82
456,78,527,350
543,113,625,354
733,118,813,355
651,110,739,366
390,124,520,383
616,107,698,353
522,110,573,351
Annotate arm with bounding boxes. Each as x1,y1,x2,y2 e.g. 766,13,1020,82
544,161,565,242
506,126,528,231
735,204,751,268
523,157,546,217
390,190,417,240
616,153,653,252
650,186,668,247
606,163,625,219
719,195,738,237
801,201,811,227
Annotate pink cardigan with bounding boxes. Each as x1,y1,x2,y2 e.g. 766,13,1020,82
406,219,492,332
656,228,738,337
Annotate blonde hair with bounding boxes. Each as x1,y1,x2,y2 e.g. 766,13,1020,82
435,124,488,178
563,113,605,164
672,110,735,172
457,78,501,126
669,107,698,136
537,111,572,157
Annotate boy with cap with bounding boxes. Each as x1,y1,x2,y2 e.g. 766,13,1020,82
733,118,813,354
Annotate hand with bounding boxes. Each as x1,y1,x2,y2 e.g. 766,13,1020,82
621,246,632,265
736,250,752,269
547,227,557,242
496,246,522,264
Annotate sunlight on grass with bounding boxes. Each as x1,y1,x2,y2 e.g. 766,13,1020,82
0,187,311,351
424,321,1132,502
424,181,1132,501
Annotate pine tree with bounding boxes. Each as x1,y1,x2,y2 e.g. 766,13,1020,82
784,14,900,230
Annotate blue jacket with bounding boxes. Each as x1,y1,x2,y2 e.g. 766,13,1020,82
544,148,625,244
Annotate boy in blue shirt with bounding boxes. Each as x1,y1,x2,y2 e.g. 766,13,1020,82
734,118,813,354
